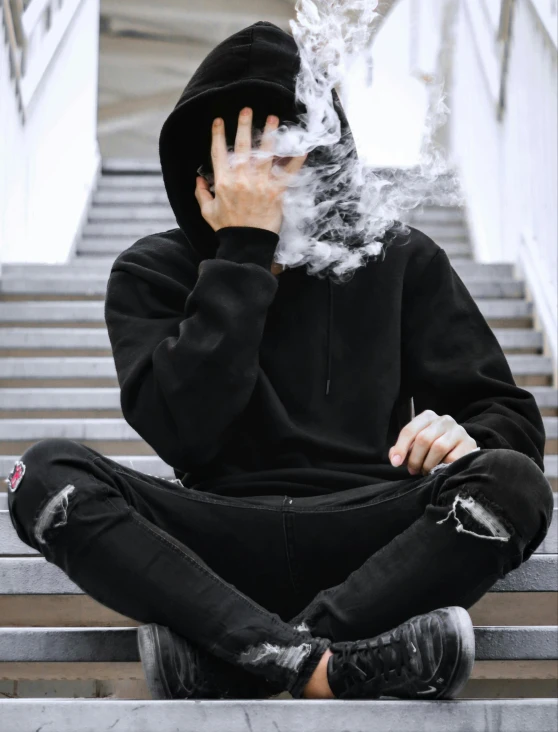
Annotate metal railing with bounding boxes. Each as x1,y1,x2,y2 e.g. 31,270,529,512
1,0,85,121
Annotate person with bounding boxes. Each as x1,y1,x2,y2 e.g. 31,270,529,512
7,21,553,703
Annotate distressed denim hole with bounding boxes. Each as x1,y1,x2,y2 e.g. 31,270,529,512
436,492,512,543
34,484,76,547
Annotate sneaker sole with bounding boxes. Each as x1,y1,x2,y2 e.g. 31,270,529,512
137,624,172,700
438,606,476,699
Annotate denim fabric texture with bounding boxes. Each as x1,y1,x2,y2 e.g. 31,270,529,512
7,438,554,696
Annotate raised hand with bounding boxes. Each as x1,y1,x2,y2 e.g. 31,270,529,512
195,107,307,235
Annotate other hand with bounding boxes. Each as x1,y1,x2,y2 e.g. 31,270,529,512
389,410,478,476
195,107,307,235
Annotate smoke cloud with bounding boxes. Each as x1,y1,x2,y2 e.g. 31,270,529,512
238,0,463,280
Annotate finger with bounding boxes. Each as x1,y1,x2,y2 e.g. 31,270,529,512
389,409,438,467
256,115,279,173
211,118,228,180
407,419,452,475
195,176,214,207
234,107,253,166
419,430,463,475
421,426,476,475
283,153,308,176
272,153,308,189
442,440,479,466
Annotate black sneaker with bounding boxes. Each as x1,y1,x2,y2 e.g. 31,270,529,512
137,623,275,699
326,606,475,700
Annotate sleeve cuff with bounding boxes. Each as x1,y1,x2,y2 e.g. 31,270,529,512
214,227,279,270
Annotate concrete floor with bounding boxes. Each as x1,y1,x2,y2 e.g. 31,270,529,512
98,0,295,159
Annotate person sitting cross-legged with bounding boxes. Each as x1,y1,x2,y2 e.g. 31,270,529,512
7,22,553,702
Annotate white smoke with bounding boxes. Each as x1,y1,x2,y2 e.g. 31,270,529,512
240,0,463,279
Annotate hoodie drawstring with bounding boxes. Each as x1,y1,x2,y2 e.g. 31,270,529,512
325,278,333,396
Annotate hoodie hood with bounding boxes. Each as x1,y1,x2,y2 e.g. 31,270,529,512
158,20,359,260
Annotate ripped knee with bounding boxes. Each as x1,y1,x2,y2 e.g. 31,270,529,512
33,483,77,547
436,490,514,543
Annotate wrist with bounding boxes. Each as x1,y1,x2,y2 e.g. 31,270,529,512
214,227,279,270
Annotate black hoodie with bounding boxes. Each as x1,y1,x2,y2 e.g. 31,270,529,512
104,21,546,498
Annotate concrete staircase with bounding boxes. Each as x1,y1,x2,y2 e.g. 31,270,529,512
1,159,556,487
1,160,557,728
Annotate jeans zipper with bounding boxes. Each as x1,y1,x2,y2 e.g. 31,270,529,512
282,495,300,594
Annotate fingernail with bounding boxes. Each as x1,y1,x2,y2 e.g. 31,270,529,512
391,455,402,466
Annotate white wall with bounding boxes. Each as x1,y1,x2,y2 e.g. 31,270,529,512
450,0,557,368
501,0,557,371
0,0,101,265
451,1,503,260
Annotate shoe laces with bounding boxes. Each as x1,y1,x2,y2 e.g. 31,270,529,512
335,629,413,693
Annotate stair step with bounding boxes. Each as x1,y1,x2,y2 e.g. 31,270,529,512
76,238,158,255
0,698,555,731
410,227,469,241
1,554,552,593
97,176,165,190
408,204,466,217
93,190,175,205
0,418,554,461
1,259,516,279
1,625,554,661
0,299,539,324
0,354,553,379
408,212,466,223
0,358,116,379
0,329,110,349
0,327,545,356
83,222,177,237
451,261,515,278
89,205,174,221
0,387,119,409
10,417,556,445
0,455,173,483
77,236,475,257
0,385,554,412
0,277,527,300
1,260,117,277
0,418,141,441
490,328,543,350
461,280,524,298
527,386,558,410
0,277,109,296
0,302,106,323
102,159,162,174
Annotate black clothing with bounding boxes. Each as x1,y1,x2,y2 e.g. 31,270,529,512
8,22,553,700
104,21,546,498
8,440,553,695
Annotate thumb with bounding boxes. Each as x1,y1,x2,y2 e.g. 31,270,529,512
195,176,214,207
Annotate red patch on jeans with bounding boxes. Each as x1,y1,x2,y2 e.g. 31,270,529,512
8,461,25,492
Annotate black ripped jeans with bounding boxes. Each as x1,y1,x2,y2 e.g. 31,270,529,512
7,439,554,698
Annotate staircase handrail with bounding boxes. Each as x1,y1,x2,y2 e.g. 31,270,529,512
1,0,86,121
